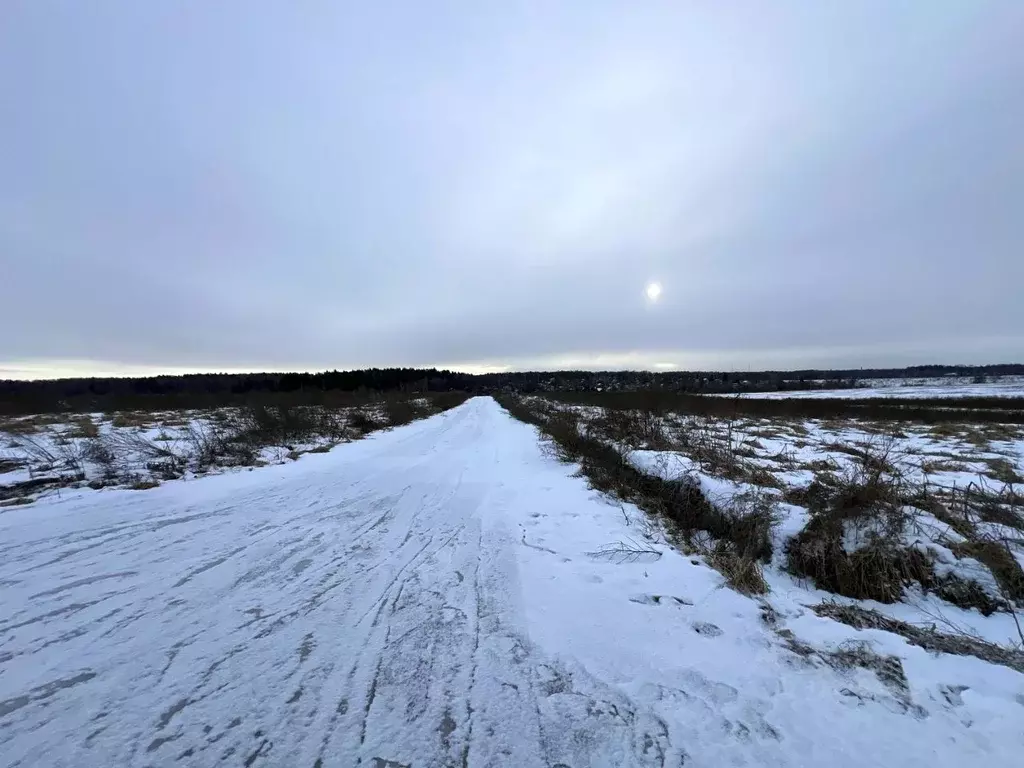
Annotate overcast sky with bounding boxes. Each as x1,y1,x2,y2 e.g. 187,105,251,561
2,2,1022,379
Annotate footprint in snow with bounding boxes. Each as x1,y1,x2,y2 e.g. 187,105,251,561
629,594,693,607
371,758,410,768
939,684,969,707
691,621,724,637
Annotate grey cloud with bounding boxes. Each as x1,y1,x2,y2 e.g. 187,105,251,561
2,2,1022,377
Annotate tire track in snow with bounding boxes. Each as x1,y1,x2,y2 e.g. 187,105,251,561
1,399,680,767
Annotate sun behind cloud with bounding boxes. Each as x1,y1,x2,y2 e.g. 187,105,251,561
645,282,662,303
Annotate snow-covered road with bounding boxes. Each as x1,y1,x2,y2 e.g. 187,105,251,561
2,398,1021,767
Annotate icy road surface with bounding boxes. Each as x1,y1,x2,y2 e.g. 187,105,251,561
2,398,1021,767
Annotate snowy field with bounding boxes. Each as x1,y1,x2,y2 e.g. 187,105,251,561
729,375,1024,400
2,398,1023,766
0,399,437,507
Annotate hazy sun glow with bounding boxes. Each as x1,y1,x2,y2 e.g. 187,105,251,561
645,282,662,302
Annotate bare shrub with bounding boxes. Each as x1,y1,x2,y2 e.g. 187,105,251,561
542,409,590,463
313,409,348,441
587,539,663,563
591,409,665,449
13,433,85,478
183,422,228,471
10,433,59,468
666,414,783,489
82,438,118,480
383,398,427,427
103,431,187,479
426,391,471,412
233,404,318,446
347,410,382,436
675,415,746,480
824,440,897,476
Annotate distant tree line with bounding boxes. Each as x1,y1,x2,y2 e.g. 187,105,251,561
1,364,1021,416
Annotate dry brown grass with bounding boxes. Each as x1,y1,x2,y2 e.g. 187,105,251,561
708,541,769,595
514,396,1024,614
785,457,940,604
589,408,668,449
801,458,841,473
984,458,1024,485
822,441,896,475
69,416,100,439
745,464,784,489
920,458,972,474
812,602,1024,673
666,415,788,489
929,423,965,441
0,414,64,435
927,421,1018,453
951,541,1024,603
0,497,35,508
978,422,1024,443
926,483,1024,602
110,412,155,429
788,470,1012,613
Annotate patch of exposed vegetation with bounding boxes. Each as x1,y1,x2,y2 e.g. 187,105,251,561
1,497,35,508
984,458,1024,485
1,394,469,494
784,461,937,603
812,602,1024,674
68,416,100,439
497,396,779,594
548,390,1024,426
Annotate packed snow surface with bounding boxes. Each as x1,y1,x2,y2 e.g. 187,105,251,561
1,398,1021,767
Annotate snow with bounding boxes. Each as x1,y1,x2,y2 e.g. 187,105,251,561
1,398,1022,767
725,377,1024,400
625,449,697,482
0,406,407,509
